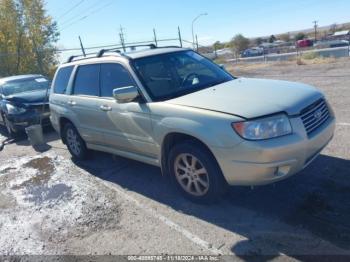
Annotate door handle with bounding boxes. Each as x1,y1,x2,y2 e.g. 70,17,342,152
100,105,112,111
67,100,76,106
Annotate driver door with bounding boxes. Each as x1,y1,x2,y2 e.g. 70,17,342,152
95,63,158,158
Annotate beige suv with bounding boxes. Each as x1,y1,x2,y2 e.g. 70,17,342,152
50,45,335,202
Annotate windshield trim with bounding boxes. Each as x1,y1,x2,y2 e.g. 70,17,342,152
131,50,235,102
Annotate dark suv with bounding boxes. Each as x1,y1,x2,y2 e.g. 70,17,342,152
0,74,51,137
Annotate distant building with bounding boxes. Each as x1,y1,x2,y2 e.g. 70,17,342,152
333,30,350,36
332,30,350,40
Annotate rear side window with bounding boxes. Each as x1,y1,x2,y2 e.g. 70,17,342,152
73,64,100,96
100,63,134,97
53,66,73,94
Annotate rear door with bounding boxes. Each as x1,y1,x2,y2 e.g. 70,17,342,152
95,63,157,158
68,64,105,145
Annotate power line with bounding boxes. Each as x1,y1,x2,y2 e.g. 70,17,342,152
57,0,86,20
60,1,114,31
59,0,108,27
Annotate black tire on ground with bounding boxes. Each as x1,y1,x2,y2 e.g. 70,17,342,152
62,122,88,160
168,140,228,203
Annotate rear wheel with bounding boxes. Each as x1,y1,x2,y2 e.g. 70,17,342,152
63,123,88,160
168,141,227,203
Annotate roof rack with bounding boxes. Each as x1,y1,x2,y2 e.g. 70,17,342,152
97,44,157,58
66,52,97,63
66,44,182,63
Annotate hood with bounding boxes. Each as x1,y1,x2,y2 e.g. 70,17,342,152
166,78,323,119
4,89,49,105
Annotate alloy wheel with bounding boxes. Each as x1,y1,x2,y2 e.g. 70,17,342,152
174,153,210,196
66,128,81,156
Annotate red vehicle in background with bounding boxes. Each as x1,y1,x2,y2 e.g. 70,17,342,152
296,39,313,48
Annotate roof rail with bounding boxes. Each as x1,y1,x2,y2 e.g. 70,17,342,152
96,43,157,58
66,52,96,63
96,49,121,58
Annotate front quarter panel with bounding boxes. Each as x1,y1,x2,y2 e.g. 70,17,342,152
148,102,244,154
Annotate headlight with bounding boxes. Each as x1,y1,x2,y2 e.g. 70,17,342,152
6,104,26,114
232,114,292,140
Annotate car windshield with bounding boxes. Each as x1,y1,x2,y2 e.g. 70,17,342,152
1,77,49,96
132,50,234,101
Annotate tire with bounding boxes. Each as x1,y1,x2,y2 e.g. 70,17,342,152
168,140,228,203
62,122,88,160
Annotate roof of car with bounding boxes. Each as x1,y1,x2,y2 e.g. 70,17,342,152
125,47,189,59
0,74,44,83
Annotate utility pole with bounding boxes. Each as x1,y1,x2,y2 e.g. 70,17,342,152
196,34,199,51
313,20,318,41
191,13,208,49
119,25,126,52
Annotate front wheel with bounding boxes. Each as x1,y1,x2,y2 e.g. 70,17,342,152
63,123,88,160
168,141,227,203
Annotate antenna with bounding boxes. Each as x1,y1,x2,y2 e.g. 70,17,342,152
78,36,86,57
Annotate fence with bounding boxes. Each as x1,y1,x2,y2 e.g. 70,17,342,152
223,37,350,64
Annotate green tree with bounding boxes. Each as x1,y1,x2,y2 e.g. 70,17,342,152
0,0,18,76
295,32,306,41
269,34,276,43
0,0,59,77
254,37,263,46
213,41,224,51
280,33,290,42
230,34,250,53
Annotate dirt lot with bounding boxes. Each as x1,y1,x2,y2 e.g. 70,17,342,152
0,58,349,259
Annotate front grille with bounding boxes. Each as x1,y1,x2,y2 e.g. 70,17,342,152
300,99,330,136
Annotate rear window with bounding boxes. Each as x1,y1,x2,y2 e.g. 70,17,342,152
53,66,73,94
73,64,100,96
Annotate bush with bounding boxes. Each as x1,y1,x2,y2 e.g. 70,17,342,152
301,52,320,60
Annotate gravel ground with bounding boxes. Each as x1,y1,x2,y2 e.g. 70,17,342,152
0,59,349,259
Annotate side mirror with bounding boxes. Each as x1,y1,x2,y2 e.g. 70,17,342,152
113,86,139,103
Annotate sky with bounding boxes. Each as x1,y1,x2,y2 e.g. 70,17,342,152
46,0,350,58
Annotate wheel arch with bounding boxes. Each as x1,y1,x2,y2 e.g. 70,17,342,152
59,117,75,144
160,132,220,178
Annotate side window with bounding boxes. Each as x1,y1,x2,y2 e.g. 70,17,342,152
100,63,134,97
53,66,73,94
73,64,100,96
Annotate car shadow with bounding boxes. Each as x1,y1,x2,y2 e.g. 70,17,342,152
0,125,56,152
73,150,350,258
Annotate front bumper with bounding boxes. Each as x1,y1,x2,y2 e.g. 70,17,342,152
212,116,335,186
6,111,51,132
